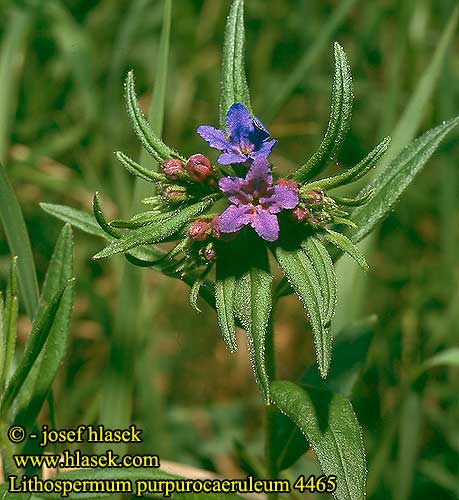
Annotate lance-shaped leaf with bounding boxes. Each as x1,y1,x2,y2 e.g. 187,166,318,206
231,236,272,400
14,225,74,427
0,279,74,418
323,229,369,271
234,266,272,401
0,258,18,390
302,237,337,327
303,136,391,191
273,317,376,472
293,43,353,183
350,116,459,244
125,70,183,164
115,151,167,183
271,381,366,500
93,198,216,259
215,275,238,352
219,0,251,127
275,246,331,378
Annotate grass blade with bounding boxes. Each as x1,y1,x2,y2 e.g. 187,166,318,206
0,279,73,418
0,163,39,320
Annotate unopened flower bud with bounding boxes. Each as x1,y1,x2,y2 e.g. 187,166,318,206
290,207,310,222
186,154,213,182
303,189,325,204
210,216,221,239
161,184,188,203
277,178,298,192
199,243,216,262
187,220,211,241
162,159,186,180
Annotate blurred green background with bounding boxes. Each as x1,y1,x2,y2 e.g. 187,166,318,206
0,0,458,498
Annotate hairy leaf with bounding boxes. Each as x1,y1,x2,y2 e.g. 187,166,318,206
293,43,353,183
302,237,337,327
215,275,238,352
271,381,366,500
125,70,183,164
323,229,369,270
116,151,167,183
274,317,376,471
350,116,459,243
275,247,331,378
304,136,391,191
93,198,216,259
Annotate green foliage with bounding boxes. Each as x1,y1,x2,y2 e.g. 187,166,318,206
350,116,459,243
275,246,332,378
293,43,353,183
271,381,366,500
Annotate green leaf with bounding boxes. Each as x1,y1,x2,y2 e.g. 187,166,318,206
116,150,167,183
350,116,459,243
93,198,216,259
125,70,183,165
92,192,123,238
219,0,251,127
275,247,331,378
323,229,369,271
215,275,238,352
234,265,272,402
271,381,366,500
303,136,391,191
0,258,18,390
0,162,39,320
302,237,337,327
40,203,165,260
0,279,73,418
273,317,376,472
40,202,107,238
14,225,75,427
422,348,459,369
293,43,353,183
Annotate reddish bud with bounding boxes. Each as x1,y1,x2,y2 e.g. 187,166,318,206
187,220,211,241
161,159,185,179
303,190,325,204
210,216,221,239
186,154,213,182
199,243,217,262
290,207,310,222
277,178,298,192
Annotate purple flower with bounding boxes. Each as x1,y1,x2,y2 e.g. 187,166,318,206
217,158,299,242
197,103,277,165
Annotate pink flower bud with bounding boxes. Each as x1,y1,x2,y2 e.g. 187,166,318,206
186,154,213,182
277,178,298,192
161,185,188,203
161,159,185,179
303,190,325,204
199,243,216,262
210,216,221,239
290,207,310,222
187,220,211,241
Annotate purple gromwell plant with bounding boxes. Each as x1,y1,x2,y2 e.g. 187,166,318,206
68,1,459,498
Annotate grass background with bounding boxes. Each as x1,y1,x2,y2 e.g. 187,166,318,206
0,0,458,498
